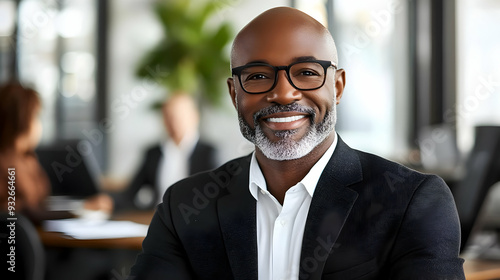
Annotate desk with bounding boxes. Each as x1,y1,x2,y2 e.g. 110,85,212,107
465,259,500,280
38,210,154,251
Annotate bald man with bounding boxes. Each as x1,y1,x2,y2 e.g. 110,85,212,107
130,7,464,279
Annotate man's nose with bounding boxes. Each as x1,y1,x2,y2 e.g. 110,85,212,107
266,70,302,105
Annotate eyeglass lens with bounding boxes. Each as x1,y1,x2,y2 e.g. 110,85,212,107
240,62,326,93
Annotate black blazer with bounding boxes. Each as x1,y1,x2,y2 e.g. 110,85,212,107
130,137,465,279
115,141,217,210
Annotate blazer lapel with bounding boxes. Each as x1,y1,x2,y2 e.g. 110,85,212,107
217,156,258,280
299,137,362,280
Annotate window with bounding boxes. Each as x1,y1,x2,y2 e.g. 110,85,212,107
456,0,500,153
296,0,410,159
17,0,98,143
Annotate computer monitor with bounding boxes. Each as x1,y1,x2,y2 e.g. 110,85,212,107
452,126,500,252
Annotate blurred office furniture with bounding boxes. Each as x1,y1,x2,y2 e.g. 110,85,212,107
35,211,500,279
418,124,462,179
452,126,500,252
36,140,101,198
481,183,500,234
0,213,45,280
38,211,153,250
39,211,152,280
464,259,500,280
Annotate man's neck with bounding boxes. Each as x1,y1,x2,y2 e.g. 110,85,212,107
255,132,336,204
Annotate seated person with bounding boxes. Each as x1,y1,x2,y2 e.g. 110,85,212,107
130,7,464,279
115,94,217,210
0,82,113,223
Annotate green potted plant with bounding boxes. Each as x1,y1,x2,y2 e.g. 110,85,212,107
136,0,234,107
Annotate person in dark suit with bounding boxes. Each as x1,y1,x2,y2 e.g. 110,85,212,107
130,7,464,279
116,94,217,210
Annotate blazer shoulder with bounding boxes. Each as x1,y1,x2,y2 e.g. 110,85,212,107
349,148,452,202
355,149,431,183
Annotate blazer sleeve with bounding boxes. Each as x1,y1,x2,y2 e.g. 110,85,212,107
388,175,465,279
129,187,194,279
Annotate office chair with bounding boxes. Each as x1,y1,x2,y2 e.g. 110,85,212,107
36,140,101,198
452,126,500,252
0,213,45,280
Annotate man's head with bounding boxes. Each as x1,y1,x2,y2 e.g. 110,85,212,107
227,7,346,161
162,94,200,146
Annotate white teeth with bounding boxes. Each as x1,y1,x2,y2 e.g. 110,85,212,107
267,115,306,123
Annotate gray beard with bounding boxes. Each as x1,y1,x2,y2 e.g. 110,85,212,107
238,102,337,161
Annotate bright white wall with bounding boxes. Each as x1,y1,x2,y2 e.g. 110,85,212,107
107,0,290,179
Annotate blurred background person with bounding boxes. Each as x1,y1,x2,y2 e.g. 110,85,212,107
0,82,114,223
114,94,217,210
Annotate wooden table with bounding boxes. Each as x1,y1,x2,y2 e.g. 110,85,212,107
465,259,500,280
38,210,154,250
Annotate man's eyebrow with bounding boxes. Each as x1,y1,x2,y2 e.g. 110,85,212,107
243,56,319,66
292,56,318,62
245,60,269,65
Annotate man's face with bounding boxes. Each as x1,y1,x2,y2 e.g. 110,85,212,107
228,19,341,161
162,95,199,145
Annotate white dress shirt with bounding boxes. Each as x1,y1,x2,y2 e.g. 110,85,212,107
157,134,199,204
249,135,338,280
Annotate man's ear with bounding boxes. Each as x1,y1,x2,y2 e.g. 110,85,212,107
334,69,346,105
227,77,237,109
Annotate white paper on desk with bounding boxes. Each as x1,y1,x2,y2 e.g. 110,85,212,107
43,219,149,239
45,196,84,211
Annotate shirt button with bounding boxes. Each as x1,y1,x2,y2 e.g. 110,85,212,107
260,189,266,195
280,219,286,226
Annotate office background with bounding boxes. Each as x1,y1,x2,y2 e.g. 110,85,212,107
1,0,500,279
1,0,499,239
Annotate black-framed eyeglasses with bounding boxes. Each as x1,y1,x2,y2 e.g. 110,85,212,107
231,60,337,94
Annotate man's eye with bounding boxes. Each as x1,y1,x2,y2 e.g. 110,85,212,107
300,70,319,76
247,73,269,80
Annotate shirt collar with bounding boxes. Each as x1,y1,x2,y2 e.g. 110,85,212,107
249,154,267,200
162,133,199,154
249,134,338,200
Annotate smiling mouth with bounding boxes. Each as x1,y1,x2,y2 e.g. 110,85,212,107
266,115,307,123
259,113,311,131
